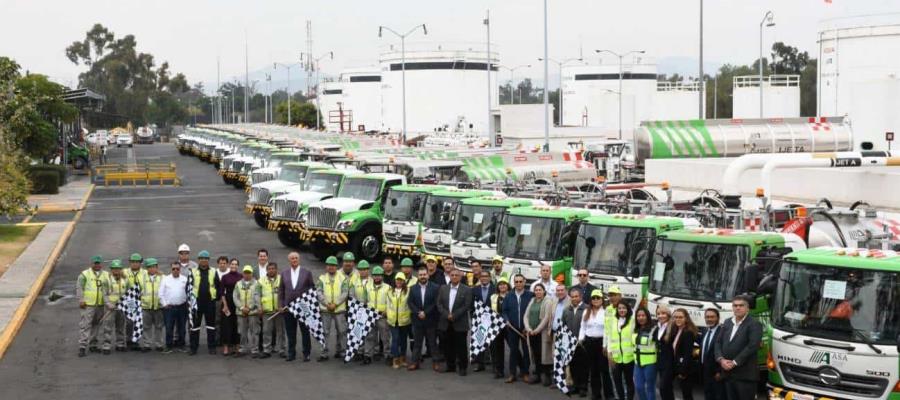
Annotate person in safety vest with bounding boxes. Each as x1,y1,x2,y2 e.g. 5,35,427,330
386,272,411,369
400,257,417,288
350,260,371,301
259,262,284,359
362,265,389,365
189,250,220,355
338,252,360,288
234,265,261,357
103,259,129,354
317,255,349,361
125,253,144,350
608,301,636,400
632,307,658,400
77,255,109,357
490,256,508,285
139,258,164,352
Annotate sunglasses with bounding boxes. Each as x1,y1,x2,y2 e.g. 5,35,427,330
577,273,587,277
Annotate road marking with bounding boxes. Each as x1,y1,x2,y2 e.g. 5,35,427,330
198,230,215,241
90,192,231,202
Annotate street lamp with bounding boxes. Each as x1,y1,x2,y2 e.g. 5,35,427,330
499,65,531,104
595,49,645,140
265,73,271,124
759,11,775,118
379,23,427,146
302,51,334,131
542,0,549,151
273,62,302,126
538,57,582,126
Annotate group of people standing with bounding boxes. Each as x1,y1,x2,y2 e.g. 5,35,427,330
77,246,763,400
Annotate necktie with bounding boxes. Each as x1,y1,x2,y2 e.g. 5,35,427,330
703,329,713,360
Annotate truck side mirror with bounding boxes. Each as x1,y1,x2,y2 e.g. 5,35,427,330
757,274,777,295
390,198,398,206
585,237,596,249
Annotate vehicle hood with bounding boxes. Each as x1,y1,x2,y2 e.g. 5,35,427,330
253,180,300,191
312,197,373,213
273,191,332,204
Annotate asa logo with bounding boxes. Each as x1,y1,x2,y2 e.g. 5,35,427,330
809,351,847,366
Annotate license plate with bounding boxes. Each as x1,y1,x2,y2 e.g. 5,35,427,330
791,394,813,400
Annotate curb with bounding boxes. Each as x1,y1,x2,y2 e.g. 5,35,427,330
0,183,94,359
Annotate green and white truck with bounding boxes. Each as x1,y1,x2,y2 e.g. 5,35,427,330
449,197,547,270
573,214,699,307
245,161,332,229
497,206,606,284
421,189,504,261
381,184,450,258
768,247,900,400
267,169,354,248
303,173,407,261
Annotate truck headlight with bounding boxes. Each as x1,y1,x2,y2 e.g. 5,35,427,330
336,219,355,231
298,211,308,223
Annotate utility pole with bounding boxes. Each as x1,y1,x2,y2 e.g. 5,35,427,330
216,57,221,124
596,49,645,140
306,21,314,99
244,31,250,123
542,0,549,152
538,57,581,127
760,11,775,118
303,51,334,131
379,24,428,146
699,0,704,119
274,62,301,126
485,10,494,146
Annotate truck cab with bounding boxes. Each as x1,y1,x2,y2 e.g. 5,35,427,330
382,184,449,258
268,168,353,247
247,151,303,186
497,206,606,283
420,189,504,260
768,247,900,400
246,161,331,228
303,173,407,261
573,214,700,307
450,197,547,270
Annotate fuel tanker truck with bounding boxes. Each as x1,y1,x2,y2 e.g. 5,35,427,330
457,152,597,188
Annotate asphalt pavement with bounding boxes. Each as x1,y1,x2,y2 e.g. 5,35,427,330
0,143,558,399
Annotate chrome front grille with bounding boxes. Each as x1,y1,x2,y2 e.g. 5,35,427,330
384,231,416,244
424,237,451,254
780,363,888,398
231,160,245,172
307,207,339,229
272,199,300,220
249,188,271,205
252,172,274,183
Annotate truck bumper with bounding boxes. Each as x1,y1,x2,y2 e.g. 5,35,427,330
305,229,349,245
768,383,834,400
267,219,303,233
244,204,271,216
383,243,420,257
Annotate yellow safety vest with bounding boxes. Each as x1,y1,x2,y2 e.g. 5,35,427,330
609,317,636,364
490,293,506,313
139,273,162,310
191,268,217,298
633,330,657,366
352,277,370,301
365,281,388,313
260,275,282,313
338,269,360,288
108,276,128,304
604,304,618,339
80,269,109,306
386,288,411,327
126,269,144,287
319,274,347,313
238,281,255,309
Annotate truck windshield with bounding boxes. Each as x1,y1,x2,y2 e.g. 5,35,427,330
384,191,428,222
453,205,504,244
423,196,459,230
339,178,382,201
279,166,308,184
497,215,566,261
305,173,342,196
575,225,655,278
773,262,899,345
649,240,750,302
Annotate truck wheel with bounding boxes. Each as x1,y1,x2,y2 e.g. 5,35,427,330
73,156,88,170
253,211,268,229
351,226,382,261
311,243,332,261
277,229,301,248
232,180,244,189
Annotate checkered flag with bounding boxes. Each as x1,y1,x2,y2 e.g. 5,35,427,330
553,324,578,394
469,299,506,360
286,290,326,346
344,297,380,362
117,283,143,342
185,273,198,328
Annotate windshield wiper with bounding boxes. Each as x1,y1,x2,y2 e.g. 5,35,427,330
669,299,704,309
852,329,883,355
802,338,856,352
780,332,799,340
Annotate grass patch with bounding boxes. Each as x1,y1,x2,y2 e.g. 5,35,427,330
0,224,44,278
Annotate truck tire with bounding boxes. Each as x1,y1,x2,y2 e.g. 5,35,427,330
253,211,268,229
351,225,382,261
232,180,244,189
73,156,88,170
277,229,301,248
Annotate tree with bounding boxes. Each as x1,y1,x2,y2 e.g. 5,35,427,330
0,57,31,216
275,100,320,128
771,42,810,75
12,74,77,159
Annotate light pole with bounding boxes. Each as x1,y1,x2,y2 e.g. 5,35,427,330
759,11,775,118
273,62,302,126
542,0,549,151
699,0,704,119
538,57,582,126
499,65,530,104
265,73,271,124
379,24,427,146
302,51,334,131
595,49,645,140
484,10,494,146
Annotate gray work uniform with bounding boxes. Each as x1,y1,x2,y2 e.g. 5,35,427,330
316,273,349,357
233,279,261,354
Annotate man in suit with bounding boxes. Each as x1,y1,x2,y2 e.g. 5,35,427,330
408,267,441,371
715,295,763,400
278,251,315,362
700,308,726,400
471,270,496,372
563,287,588,397
437,268,473,375
501,274,534,383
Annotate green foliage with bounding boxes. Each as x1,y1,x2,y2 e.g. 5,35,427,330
275,100,320,128
0,57,34,216
30,170,59,195
28,164,67,186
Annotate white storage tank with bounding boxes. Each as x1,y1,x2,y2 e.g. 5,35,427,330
732,75,800,119
380,43,499,136
818,13,900,151
339,67,383,132
318,80,343,131
652,82,704,121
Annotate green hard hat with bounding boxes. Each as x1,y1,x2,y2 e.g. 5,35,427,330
357,260,370,270
91,255,103,264
325,256,338,266
342,252,355,262
372,266,384,275
144,258,159,267
400,257,414,267
198,250,210,259
129,253,143,262
109,259,123,269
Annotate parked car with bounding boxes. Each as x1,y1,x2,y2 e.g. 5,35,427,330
116,134,134,147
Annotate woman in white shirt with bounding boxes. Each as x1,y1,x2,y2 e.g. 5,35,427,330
579,289,611,399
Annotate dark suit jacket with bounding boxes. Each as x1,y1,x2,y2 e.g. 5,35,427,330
672,328,697,377
655,324,675,372
714,315,763,382
562,303,586,337
500,290,534,331
472,283,495,305
436,283,472,331
278,266,314,309
407,282,439,328
699,326,724,379
428,269,446,286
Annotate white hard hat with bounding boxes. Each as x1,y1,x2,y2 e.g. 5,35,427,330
177,243,190,252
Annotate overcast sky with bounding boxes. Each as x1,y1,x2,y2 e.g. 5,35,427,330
2,0,898,92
